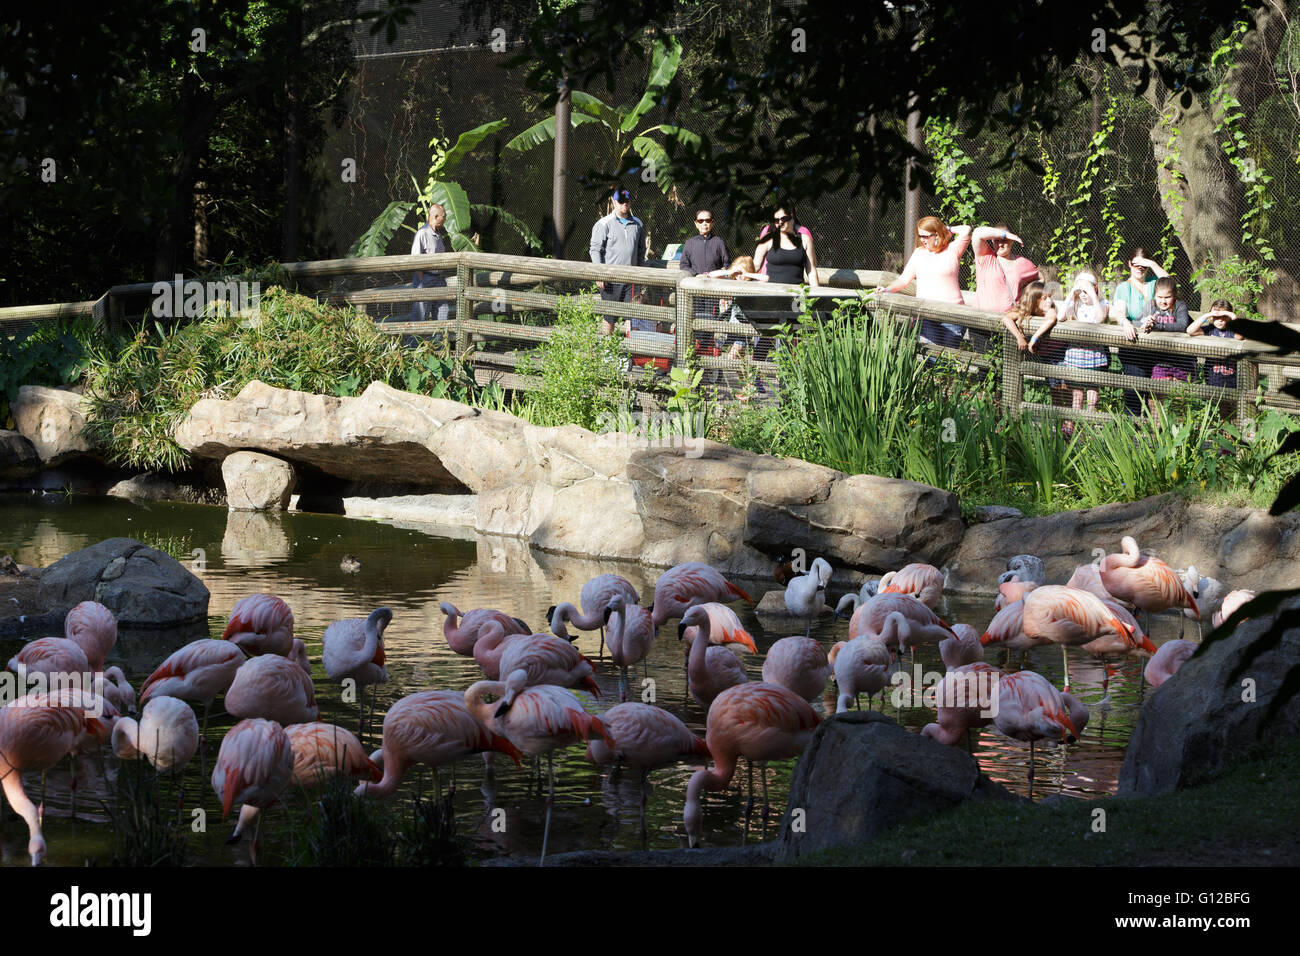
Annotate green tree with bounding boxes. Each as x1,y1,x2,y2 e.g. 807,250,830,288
504,35,698,205
351,118,542,256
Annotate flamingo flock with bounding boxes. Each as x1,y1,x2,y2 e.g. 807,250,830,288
0,530,1260,865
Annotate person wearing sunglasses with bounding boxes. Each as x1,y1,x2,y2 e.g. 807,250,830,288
753,204,821,288
679,210,731,279
590,187,648,334
877,215,972,347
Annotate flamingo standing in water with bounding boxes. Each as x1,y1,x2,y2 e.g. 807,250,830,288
1021,585,1136,692
921,661,1002,751
586,702,709,828
225,655,319,725
210,718,295,860
939,623,984,668
497,633,600,696
848,594,956,669
1065,564,1114,602
323,607,392,735
440,603,531,657
783,557,832,636
63,601,117,672
831,636,892,712
1144,639,1198,688
223,594,295,657
1079,599,1159,697
112,695,199,772
992,670,1079,800
880,563,946,609
232,722,381,839
465,670,613,863
1098,537,1199,632
683,682,820,847
8,637,90,682
604,594,656,701
650,562,753,629
0,689,111,865
679,603,758,709
762,636,830,703
473,622,550,680
139,638,245,778
548,573,640,655
357,690,522,800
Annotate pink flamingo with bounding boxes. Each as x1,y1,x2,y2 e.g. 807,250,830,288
139,638,245,777
8,637,90,682
465,670,614,862
940,623,984,668
1079,598,1159,696
992,670,1079,800
232,721,381,839
979,599,1047,654
111,695,199,772
604,593,656,701
1144,639,1198,688
679,603,758,709
1065,563,1115,601
762,636,830,702
549,573,640,654
832,636,892,712
921,661,1002,750
223,594,295,657
63,601,117,673
357,690,522,800
1213,589,1256,629
440,603,531,657
849,595,956,668
473,621,550,680
586,702,709,825
225,655,319,726
210,718,295,859
497,634,600,696
683,682,820,847
1098,537,1199,625
650,562,753,629
879,563,946,609
323,607,391,734
0,688,111,864
1021,585,1135,692
995,580,1039,611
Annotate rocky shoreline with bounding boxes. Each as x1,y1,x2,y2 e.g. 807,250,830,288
4,380,1298,595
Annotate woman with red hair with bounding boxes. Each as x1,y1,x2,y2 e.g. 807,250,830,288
878,215,972,347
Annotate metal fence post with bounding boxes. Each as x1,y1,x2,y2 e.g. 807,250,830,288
1001,329,1023,420
455,256,470,354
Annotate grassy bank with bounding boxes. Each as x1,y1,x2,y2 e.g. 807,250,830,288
799,735,1300,866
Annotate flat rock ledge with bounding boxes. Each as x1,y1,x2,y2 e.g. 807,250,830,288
168,380,1300,590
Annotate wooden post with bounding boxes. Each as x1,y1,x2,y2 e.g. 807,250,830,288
676,277,691,369
455,257,470,354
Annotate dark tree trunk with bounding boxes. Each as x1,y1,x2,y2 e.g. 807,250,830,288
282,4,303,262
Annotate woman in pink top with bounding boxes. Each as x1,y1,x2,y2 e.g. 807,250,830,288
878,215,971,347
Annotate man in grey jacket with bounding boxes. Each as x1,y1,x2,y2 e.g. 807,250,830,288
411,203,452,323
590,188,647,334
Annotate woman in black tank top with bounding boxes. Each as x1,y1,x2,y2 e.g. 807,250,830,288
754,204,820,288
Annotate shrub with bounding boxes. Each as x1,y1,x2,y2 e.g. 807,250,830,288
81,286,478,471
516,295,628,431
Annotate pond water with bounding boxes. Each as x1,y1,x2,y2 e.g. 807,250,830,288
0,494,1193,866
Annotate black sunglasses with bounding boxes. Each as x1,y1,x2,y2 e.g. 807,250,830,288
773,214,791,224
696,217,712,223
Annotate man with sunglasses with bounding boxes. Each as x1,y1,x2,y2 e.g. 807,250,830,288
679,210,731,278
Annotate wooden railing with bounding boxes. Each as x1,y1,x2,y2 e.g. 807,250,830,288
3,252,1296,422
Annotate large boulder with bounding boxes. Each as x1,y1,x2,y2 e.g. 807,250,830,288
1118,595,1300,796
0,429,40,477
222,451,296,510
947,494,1300,594
776,711,1020,862
37,537,210,629
630,442,965,575
11,385,96,465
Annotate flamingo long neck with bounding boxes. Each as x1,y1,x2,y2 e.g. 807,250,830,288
882,611,910,650
443,608,470,650
687,618,712,690
360,617,382,668
568,602,605,631
364,751,411,798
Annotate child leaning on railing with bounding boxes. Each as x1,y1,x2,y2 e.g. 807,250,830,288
1188,299,1245,420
